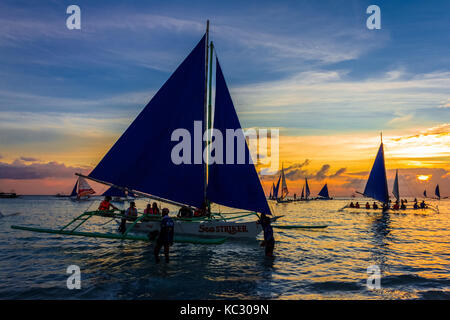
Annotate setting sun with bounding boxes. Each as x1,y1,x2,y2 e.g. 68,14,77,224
417,175,431,181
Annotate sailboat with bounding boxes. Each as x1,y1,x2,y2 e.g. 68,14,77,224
12,22,285,243
294,177,311,201
70,176,96,201
315,183,332,200
276,165,292,203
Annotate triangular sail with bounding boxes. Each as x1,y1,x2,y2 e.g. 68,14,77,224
435,184,440,199
280,165,289,199
424,189,427,197
363,142,389,204
206,58,271,215
274,175,281,199
70,180,78,197
77,177,95,197
269,184,273,199
305,178,310,199
318,183,329,198
301,186,304,199
392,169,399,201
89,35,206,208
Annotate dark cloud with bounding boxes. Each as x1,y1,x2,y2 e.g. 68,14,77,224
0,160,91,180
262,159,346,182
20,156,39,162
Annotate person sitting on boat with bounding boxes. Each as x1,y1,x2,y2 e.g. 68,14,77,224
178,206,193,218
98,196,118,212
154,208,174,263
420,200,427,209
349,202,355,208
260,213,275,257
365,202,370,209
194,201,208,217
145,202,160,215
400,200,406,210
355,202,360,208
373,202,378,209
393,200,399,210
413,200,419,209
382,203,389,211
125,202,138,219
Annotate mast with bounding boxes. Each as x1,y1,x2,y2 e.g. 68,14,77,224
203,20,209,208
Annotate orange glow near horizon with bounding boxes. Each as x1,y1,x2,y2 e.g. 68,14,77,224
417,175,431,181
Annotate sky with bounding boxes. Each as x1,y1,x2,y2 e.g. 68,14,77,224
0,0,449,196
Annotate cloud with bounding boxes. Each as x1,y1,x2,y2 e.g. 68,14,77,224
0,160,91,180
20,156,39,162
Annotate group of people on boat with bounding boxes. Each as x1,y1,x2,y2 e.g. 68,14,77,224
348,198,428,210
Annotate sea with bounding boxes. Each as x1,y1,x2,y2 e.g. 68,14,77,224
0,196,448,300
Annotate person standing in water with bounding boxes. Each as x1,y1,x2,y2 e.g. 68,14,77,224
154,208,174,263
260,213,275,257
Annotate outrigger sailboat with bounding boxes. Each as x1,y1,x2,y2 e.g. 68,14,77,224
276,165,292,203
70,176,96,201
314,183,333,200
340,135,439,213
14,21,319,244
102,186,135,203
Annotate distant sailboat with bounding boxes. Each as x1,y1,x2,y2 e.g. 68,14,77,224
316,183,332,200
392,169,400,202
276,165,292,203
300,186,305,199
435,184,440,200
70,177,95,200
423,189,427,198
362,136,389,206
305,178,311,200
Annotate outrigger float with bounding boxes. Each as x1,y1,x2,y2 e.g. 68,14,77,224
11,21,327,245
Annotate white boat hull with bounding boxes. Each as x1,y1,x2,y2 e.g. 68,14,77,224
128,219,263,239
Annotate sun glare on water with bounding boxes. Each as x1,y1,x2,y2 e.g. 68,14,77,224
417,175,431,181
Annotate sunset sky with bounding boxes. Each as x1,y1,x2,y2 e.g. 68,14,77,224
0,0,449,196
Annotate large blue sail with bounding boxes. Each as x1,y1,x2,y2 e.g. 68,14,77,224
70,180,78,197
206,58,272,215
363,142,389,203
89,35,206,208
318,183,329,198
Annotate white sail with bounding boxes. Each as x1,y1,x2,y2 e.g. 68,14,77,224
392,169,399,201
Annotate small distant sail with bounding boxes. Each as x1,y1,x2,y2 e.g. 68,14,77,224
435,184,440,199
363,142,389,204
301,186,304,199
305,178,311,199
70,180,78,197
273,176,281,199
423,189,427,197
77,177,95,198
280,165,289,199
269,184,273,199
318,183,329,198
392,169,399,201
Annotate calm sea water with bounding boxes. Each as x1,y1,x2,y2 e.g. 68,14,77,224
0,196,448,300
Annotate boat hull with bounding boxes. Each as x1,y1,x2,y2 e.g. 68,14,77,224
128,219,263,239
